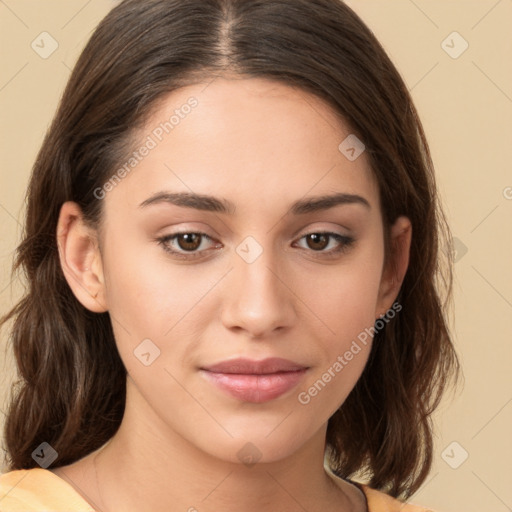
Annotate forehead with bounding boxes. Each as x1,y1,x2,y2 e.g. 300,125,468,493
103,76,379,217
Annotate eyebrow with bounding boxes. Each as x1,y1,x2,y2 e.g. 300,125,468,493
138,191,371,215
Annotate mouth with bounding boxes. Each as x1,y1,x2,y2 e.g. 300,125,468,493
200,357,309,403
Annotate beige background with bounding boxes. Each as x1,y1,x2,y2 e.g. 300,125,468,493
1,1,511,511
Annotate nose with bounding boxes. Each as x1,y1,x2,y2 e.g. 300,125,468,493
220,242,297,339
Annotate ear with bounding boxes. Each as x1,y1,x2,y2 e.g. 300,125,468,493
56,201,108,313
375,216,412,318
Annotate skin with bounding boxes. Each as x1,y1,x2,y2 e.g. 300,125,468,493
53,76,411,512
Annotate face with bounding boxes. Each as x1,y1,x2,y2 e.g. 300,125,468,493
60,76,409,465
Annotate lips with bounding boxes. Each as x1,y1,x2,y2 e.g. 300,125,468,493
202,357,307,375
200,357,309,403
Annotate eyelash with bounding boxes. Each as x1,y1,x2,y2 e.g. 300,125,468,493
156,230,355,260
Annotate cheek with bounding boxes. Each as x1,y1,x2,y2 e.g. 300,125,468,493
101,231,214,334
295,277,377,420
302,251,384,344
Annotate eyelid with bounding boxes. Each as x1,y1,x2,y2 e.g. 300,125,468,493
294,221,352,237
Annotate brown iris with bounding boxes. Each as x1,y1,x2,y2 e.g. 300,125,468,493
176,233,202,251
305,233,329,251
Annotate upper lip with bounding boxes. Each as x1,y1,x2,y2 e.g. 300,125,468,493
201,357,308,375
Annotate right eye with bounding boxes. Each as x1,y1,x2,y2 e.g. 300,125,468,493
156,231,221,259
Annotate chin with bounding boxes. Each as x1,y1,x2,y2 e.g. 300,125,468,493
191,426,315,467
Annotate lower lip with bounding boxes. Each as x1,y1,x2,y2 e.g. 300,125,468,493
201,369,308,403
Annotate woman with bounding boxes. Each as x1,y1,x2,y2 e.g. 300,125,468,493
0,0,458,510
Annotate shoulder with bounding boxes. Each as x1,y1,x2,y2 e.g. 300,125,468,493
0,468,95,512
360,484,434,512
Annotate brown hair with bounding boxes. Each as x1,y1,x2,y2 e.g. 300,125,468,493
1,0,459,499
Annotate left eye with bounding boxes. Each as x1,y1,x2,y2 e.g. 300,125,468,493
294,232,354,254
156,231,354,259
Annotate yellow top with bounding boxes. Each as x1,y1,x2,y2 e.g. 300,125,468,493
0,468,432,511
